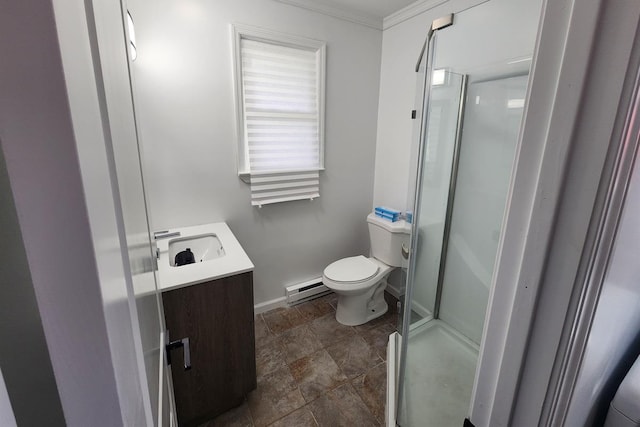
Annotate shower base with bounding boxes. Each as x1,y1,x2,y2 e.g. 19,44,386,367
389,319,479,426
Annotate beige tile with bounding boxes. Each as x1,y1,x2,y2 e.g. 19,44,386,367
308,313,356,347
354,309,397,333
307,383,379,427
296,297,334,323
358,322,395,361
255,314,278,349
263,307,306,334
326,336,382,379
203,402,253,427
318,292,338,311
255,337,287,378
289,349,348,402
352,363,387,423
248,365,306,427
268,407,317,427
279,325,323,364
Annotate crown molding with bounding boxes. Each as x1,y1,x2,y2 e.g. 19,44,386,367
383,0,448,30
274,0,383,30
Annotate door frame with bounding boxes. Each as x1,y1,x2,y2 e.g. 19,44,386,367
544,45,640,426
470,0,640,425
50,0,175,425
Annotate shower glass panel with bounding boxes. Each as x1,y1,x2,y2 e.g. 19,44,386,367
438,74,528,343
409,72,465,322
397,0,541,425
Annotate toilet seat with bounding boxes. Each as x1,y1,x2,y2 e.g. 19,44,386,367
324,255,379,283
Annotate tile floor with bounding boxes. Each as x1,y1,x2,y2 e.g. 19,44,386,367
204,292,400,427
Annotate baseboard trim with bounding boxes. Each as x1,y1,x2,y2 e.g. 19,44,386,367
385,281,403,299
254,296,287,315
384,281,433,320
411,299,431,319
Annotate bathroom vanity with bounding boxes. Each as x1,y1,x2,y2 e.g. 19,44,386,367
156,223,255,426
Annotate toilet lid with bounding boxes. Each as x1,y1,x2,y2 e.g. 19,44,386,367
324,255,379,283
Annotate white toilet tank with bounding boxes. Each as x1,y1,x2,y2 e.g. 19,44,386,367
367,213,411,267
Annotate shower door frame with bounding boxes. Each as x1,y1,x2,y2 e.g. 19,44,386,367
431,74,467,320
395,14,461,422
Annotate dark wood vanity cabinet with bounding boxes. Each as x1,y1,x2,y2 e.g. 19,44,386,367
162,272,256,427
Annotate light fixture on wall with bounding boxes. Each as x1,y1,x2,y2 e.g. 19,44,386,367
127,11,137,61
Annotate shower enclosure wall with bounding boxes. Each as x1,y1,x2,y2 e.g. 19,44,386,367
392,0,543,425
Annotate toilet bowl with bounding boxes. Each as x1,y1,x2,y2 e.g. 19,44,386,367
323,213,410,326
323,256,393,326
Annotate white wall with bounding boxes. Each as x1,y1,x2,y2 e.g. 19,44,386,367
127,0,383,305
374,0,483,212
374,0,540,210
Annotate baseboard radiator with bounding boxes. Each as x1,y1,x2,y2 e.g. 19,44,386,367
285,277,331,306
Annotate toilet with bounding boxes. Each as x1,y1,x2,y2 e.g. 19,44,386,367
323,213,411,326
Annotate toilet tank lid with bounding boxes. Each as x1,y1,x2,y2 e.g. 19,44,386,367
324,255,378,282
367,213,411,233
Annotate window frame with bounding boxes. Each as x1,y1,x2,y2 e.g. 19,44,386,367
231,23,326,178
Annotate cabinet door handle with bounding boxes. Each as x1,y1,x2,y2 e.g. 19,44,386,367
166,334,191,371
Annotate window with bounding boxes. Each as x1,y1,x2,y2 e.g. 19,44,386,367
232,24,326,207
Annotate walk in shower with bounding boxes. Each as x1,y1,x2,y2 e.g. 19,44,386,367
391,0,542,425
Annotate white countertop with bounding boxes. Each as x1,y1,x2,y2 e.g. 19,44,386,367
156,222,254,292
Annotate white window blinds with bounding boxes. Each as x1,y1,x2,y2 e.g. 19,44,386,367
234,26,325,207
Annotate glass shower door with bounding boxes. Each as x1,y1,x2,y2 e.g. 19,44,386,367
398,46,474,427
397,0,541,425
406,71,466,325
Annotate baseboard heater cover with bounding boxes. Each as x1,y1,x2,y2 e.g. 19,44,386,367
285,277,330,305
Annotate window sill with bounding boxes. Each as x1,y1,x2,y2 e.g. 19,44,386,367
238,172,251,184
238,168,325,185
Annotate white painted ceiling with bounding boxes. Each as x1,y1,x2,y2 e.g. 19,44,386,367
319,0,419,19
275,0,422,29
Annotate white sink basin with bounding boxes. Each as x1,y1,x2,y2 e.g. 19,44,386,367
155,222,254,292
168,233,225,267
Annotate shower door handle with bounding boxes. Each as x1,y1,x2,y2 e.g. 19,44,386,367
401,243,410,260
